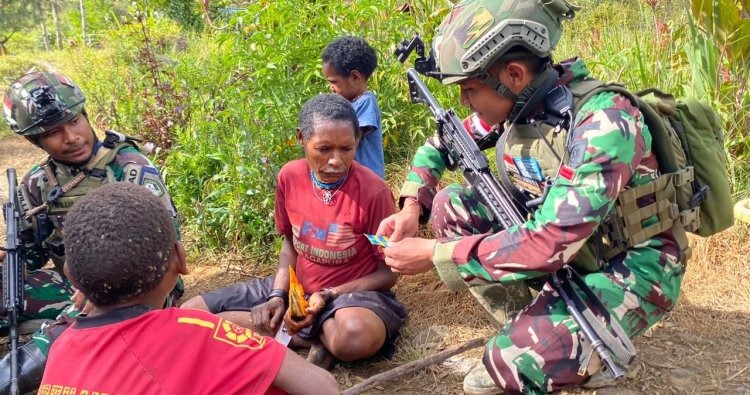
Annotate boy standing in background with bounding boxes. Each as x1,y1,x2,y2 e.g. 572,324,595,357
322,36,385,178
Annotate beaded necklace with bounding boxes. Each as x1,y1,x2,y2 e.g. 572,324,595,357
310,171,348,205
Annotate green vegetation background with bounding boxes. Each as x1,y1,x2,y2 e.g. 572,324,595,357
1,0,748,261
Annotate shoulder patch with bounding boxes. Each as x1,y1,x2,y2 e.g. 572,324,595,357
125,165,167,198
121,163,143,185
567,140,587,168
142,176,166,198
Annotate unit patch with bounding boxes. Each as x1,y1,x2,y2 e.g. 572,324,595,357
142,177,165,197
567,140,587,168
122,163,143,185
503,155,544,196
512,156,545,182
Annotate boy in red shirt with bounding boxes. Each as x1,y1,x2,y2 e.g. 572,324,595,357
39,183,338,395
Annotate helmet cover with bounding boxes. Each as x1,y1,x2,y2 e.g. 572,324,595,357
2,72,86,136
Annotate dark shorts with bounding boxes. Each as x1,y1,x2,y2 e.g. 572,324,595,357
202,275,408,345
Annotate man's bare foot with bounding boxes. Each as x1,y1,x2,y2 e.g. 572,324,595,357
306,340,335,370
289,334,313,349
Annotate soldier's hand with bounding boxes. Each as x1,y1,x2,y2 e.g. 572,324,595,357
384,237,437,275
377,199,420,243
251,297,285,334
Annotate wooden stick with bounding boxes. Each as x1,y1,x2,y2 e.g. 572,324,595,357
726,365,749,382
342,336,488,395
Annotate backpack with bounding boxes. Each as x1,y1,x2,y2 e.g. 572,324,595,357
571,79,733,237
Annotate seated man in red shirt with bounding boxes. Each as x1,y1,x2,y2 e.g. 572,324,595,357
182,93,407,369
39,183,338,395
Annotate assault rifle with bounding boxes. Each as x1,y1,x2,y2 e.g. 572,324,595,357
395,34,633,380
2,168,24,395
394,35,529,228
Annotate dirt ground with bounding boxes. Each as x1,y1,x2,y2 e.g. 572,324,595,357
2,133,749,394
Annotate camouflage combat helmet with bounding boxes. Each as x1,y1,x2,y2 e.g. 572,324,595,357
2,71,86,136
432,0,578,85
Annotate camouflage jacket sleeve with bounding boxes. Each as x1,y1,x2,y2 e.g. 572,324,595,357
400,114,493,223
433,93,651,285
399,135,450,222
111,146,181,238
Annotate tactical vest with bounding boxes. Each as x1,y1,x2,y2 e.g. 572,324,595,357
23,141,136,272
497,89,689,272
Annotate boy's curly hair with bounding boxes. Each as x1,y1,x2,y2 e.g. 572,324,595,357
64,183,176,306
322,36,377,78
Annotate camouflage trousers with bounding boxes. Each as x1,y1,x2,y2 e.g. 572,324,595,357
431,184,685,394
0,269,75,327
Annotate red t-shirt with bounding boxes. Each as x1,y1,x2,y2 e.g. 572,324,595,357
275,160,396,294
39,306,287,395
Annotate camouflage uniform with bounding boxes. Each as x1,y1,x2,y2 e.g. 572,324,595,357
395,0,689,391
403,58,686,393
0,72,182,391
5,143,182,348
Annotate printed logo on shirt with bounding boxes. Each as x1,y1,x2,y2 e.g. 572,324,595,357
291,220,358,266
39,384,108,395
213,319,267,350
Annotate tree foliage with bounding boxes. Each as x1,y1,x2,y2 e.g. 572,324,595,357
0,0,747,253
0,1,36,54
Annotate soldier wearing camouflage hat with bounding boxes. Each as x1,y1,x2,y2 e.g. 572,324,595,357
378,0,688,393
0,71,184,393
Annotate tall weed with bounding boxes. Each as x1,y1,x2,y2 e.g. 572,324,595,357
1,0,747,254
561,0,748,197
166,0,455,251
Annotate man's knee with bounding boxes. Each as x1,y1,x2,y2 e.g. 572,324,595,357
324,317,385,361
482,344,526,393
180,295,209,311
431,183,471,237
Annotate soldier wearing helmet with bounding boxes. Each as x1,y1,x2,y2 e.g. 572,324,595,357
0,71,183,393
379,0,686,393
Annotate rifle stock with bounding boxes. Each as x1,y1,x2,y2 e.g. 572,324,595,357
3,167,24,395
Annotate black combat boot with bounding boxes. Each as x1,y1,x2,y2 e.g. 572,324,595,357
0,341,46,394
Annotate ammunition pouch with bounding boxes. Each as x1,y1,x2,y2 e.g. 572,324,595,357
572,171,692,272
